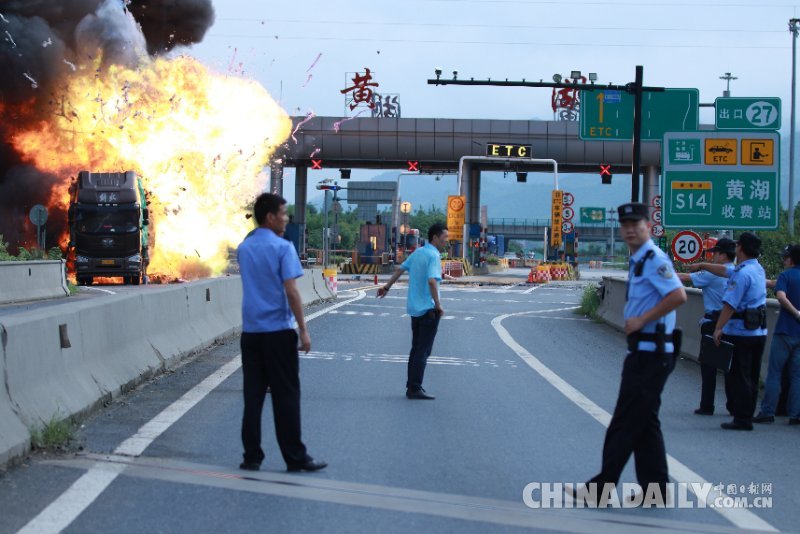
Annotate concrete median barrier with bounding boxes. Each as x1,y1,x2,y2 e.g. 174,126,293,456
598,276,779,376
0,269,334,467
0,260,69,304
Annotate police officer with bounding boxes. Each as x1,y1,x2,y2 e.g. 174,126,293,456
567,203,686,505
678,238,736,415
692,232,767,431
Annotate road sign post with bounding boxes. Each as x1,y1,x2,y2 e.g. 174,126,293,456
662,131,780,230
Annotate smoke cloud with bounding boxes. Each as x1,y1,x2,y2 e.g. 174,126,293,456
0,0,215,252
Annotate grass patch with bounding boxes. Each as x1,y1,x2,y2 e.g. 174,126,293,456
577,283,602,321
30,414,75,452
67,281,78,295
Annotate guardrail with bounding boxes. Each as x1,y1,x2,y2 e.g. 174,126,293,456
0,260,70,304
0,268,334,467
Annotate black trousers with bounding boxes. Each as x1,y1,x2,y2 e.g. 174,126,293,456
723,334,766,424
407,309,441,391
241,330,309,467
589,350,675,492
698,321,718,412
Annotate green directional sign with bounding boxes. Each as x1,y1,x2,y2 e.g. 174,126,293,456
662,131,780,230
715,97,781,130
579,88,699,141
580,207,606,224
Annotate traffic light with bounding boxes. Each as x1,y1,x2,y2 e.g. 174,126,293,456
516,172,527,183
600,164,612,185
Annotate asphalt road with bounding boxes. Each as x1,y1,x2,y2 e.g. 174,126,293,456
1,277,794,533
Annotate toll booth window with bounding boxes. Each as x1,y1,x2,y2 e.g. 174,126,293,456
76,207,139,233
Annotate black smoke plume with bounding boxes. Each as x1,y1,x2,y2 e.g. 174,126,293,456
0,0,214,252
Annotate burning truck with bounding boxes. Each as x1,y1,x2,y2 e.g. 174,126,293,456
68,171,150,285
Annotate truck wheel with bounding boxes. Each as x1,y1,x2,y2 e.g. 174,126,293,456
77,276,93,286
130,274,141,286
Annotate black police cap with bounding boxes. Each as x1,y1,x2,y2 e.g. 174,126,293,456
709,237,736,254
617,202,649,222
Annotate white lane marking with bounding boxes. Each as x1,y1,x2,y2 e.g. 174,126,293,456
83,286,116,295
491,311,777,532
19,290,367,534
523,285,541,294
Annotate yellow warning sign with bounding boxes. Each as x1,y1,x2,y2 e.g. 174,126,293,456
551,190,563,248
704,139,737,165
671,181,712,190
741,139,774,165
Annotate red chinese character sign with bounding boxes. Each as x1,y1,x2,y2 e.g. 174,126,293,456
341,68,380,114
551,76,586,121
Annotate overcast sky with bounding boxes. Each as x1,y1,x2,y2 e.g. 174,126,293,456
189,0,800,207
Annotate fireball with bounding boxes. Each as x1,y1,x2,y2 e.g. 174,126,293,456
11,55,291,279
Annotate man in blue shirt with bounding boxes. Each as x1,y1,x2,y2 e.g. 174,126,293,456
567,203,686,506
237,193,326,472
698,232,768,431
678,238,736,415
378,223,448,399
754,244,800,425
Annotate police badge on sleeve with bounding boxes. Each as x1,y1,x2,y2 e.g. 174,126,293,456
656,264,673,279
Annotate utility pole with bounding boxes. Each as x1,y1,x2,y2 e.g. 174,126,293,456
428,66,662,203
790,19,799,236
719,72,738,97
607,207,616,262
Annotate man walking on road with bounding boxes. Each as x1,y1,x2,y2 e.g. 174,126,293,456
677,238,736,416
378,223,449,399
567,203,686,506
237,193,327,473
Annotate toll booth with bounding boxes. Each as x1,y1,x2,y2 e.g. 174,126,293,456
358,223,389,265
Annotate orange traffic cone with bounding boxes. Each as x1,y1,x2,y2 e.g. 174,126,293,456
527,268,535,283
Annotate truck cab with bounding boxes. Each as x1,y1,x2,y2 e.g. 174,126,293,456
68,171,150,285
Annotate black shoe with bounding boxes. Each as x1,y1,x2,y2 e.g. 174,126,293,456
694,408,714,416
721,421,753,431
287,458,328,473
406,388,435,400
789,418,800,425
239,461,261,471
753,414,775,423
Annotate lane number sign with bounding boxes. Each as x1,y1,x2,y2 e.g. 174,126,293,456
671,230,703,263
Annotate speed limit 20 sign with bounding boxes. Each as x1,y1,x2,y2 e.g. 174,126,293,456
671,230,703,263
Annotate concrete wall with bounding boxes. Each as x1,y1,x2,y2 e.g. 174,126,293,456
598,276,780,370
0,268,334,467
0,260,70,304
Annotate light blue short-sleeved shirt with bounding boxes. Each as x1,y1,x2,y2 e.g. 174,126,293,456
625,239,683,352
237,228,304,333
400,243,442,317
690,263,733,323
722,258,767,336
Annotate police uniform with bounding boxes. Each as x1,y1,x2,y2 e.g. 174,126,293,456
692,238,736,415
587,203,684,497
719,232,767,430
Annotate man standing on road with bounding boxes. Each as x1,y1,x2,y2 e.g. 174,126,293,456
567,203,686,505
677,238,736,416
754,244,800,425
689,232,767,431
237,193,327,473
378,223,449,400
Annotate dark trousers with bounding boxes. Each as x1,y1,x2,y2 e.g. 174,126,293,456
241,330,309,467
723,334,766,423
698,321,718,412
407,310,441,391
589,350,675,493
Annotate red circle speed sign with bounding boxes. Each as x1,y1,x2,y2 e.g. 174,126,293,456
562,206,575,220
562,221,574,234
652,195,662,209
671,230,703,263
651,223,665,238
652,209,662,224
562,192,574,206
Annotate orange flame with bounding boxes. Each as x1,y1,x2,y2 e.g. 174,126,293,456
12,55,291,278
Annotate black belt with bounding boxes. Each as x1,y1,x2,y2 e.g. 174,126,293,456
704,311,721,320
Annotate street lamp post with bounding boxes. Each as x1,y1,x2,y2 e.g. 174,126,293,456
790,19,800,236
607,208,617,262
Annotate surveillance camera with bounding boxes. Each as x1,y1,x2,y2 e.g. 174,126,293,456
452,70,458,80
435,67,443,78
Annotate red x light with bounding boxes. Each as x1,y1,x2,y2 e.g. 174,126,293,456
311,159,323,170
407,160,419,172
600,164,611,176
